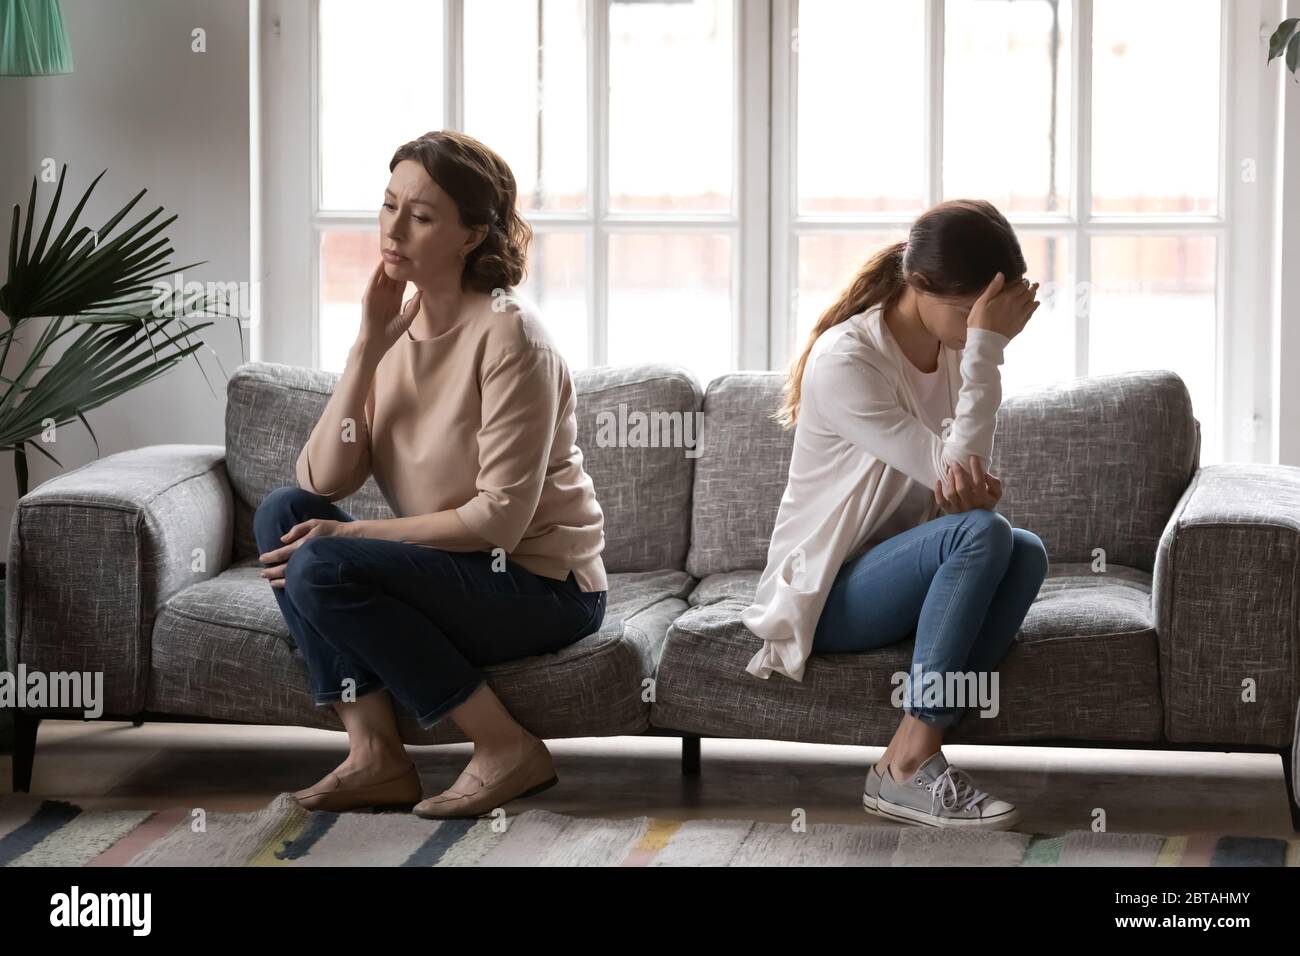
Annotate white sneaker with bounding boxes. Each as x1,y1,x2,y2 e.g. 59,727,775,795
875,752,1020,830
863,760,887,817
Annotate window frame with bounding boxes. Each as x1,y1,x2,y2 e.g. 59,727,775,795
772,0,1264,466
309,0,766,376
256,0,1281,466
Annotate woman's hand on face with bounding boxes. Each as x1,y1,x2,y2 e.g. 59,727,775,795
257,518,351,589
967,272,1041,341
357,259,422,358
933,455,1003,515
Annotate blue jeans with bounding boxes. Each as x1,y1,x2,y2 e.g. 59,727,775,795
812,508,1048,729
253,486,608,729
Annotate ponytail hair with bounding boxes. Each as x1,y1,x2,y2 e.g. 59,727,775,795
772,198,1026,429
772,240,907,428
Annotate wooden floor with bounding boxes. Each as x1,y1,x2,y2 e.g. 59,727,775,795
2,720,1296,837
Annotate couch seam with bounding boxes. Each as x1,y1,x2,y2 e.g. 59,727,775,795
132,511,144,709
668,610,1160,649
1158,466,1198,739
157,602,290,642
10,507,22,674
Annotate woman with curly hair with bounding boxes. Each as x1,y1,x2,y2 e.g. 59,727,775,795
254,130,608,818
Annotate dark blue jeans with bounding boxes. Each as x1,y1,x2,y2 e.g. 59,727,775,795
253,486,608,729
812,508,1048,729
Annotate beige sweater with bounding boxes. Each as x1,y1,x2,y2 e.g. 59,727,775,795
295,296,608,592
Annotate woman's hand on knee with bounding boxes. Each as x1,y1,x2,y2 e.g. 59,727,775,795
258,518,348,587
260,562,289,588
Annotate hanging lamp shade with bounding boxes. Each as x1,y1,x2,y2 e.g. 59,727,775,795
0,0,73,76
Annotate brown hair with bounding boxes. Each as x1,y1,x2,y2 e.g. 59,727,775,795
774,198,1026,428
389,130,533,293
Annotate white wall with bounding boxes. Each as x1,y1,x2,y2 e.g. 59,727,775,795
0,0,250,538
1274,0,1300,466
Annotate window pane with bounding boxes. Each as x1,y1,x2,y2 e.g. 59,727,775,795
608,0,733,213
797,1,925,215
1089,235,1217,461
607,234,732,387
944,0,1071,214
319,0,444,212
1000,234,1073,396
517,231,589,370
794,232,905,349
319,230,379,373
1092,0,1220,215
464,0,587,213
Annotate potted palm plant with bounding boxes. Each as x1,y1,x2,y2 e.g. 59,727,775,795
0,164,244,752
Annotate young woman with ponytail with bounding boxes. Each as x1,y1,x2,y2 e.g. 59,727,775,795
741,199,1048,830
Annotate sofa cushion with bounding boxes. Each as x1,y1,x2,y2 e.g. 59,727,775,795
990,371,1199,573
224,361,701,573
225,363,394,564
685,369,1199,578
147,559,693,740
685,373,791,578
569,364,702,572
651,563,1162,744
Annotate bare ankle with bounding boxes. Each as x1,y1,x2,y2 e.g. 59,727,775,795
476,728,538,757
350,739,407,768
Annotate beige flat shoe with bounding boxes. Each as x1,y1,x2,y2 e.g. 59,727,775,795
293,762,424,813
413,739,557,819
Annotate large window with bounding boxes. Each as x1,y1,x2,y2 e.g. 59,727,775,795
316,0,741,388
306,0,1265,466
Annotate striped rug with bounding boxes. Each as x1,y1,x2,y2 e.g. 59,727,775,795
2,793,1298,866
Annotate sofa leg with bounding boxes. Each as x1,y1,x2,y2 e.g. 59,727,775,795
13,711,40,793
1282,748,1300,833
681,734,701,777
132,719,144,728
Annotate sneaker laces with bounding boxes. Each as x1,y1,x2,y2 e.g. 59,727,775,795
929,766,989,815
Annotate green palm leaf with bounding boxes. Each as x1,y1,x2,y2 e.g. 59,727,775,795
0,164,247,496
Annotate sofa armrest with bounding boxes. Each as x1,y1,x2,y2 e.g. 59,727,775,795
5,444,232,715
1152,463,1300,746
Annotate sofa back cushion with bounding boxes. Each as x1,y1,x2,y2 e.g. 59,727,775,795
685,368,1199,577
225,361,702,573
226,363,392,563
569,364,703,571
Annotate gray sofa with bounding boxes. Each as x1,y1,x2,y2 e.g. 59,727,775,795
7,361,1300,830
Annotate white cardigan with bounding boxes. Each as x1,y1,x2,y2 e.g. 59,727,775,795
741,304,1010,682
